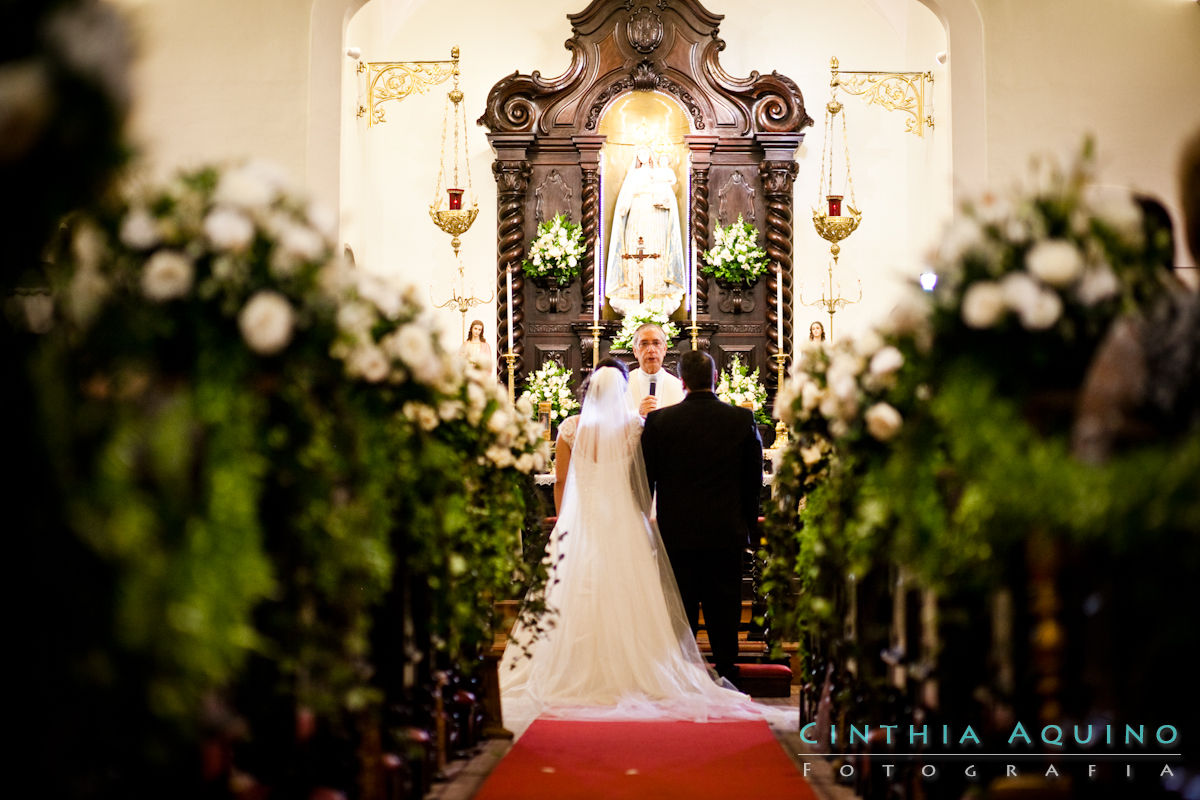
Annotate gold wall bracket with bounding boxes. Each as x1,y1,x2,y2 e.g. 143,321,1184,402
830,56,933,137
357,46,460,127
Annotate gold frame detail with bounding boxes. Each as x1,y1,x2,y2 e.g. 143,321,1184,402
830,56,933,138
357,47,459,127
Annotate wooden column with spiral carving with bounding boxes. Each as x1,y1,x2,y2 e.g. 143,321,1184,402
758,134,801,390
686,136,719,316
490,135,534,384
574,136,605,318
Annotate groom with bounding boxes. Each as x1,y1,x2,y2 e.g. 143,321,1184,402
641,350,763,683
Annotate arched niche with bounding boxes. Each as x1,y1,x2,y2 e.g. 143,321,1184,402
596,91,692,319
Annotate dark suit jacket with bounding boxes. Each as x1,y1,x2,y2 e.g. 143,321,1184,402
641,391,763,552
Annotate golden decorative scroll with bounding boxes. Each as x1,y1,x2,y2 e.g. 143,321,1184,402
831,57,934,138
357,48,459,127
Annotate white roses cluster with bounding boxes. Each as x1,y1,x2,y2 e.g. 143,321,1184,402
95,160,340,357
776,336,906,444
716,356,767,416
928,153,1143,335
611,296,681,350
519,360,581,424
332,279,459,390
333,285,549,475
470,373,550,474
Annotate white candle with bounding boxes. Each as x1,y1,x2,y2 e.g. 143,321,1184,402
691,239,700,323
688,168,696,323
776,271,784,350
506,267,514,352
596,168,603,321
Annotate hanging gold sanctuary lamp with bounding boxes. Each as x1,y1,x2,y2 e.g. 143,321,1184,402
429,49,478,257
804,63,863,342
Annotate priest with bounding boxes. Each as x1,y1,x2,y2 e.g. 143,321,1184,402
626,322,684,417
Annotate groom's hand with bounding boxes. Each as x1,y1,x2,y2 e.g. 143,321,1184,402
638,395,659,417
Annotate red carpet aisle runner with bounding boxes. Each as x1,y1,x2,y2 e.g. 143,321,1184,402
472,719,818,800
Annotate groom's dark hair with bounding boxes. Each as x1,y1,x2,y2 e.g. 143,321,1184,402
679,351,716,391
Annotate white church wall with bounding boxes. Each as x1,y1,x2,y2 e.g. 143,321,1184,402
979,0,1200,272
112,0,313,183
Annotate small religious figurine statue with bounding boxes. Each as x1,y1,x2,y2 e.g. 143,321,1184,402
605,146,687,314
809,320,826,342
459,318,493,369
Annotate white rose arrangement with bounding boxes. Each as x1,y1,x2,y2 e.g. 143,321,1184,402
716,356,769,425
56,160,333,359
29,154,556,784
926,141,1167,349
519,360,581,425
49,159,551,478
521,214,585,286
610,296,680,350
701,214,769,285
776,335,907,447
332,282,550,475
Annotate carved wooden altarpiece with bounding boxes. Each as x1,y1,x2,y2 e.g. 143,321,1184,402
479,0,812,397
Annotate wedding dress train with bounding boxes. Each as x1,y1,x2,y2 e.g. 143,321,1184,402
499,367,757,728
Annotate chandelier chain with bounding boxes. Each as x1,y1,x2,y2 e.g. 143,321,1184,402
432,91,450,204
841,104,856,208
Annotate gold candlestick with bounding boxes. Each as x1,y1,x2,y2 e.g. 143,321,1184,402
773,350,790,448
688,323,700,351
503,351,517,404
590,321,601,369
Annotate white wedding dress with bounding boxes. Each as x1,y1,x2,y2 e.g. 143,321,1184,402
500,367,757,730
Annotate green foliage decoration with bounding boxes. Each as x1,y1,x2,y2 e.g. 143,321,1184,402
30,160,551,789
762,140,1193,680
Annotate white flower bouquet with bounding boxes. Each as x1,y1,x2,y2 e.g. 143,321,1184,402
610,296,680,350
716,356,770,425
519,360,580,424
701,214,769,285
521,213,585,286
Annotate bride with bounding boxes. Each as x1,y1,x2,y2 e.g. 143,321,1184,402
500,358,756,725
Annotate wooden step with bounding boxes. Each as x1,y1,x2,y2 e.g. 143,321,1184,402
495,599,761,625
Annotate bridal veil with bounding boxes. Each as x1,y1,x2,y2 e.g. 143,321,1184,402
499,365,756,727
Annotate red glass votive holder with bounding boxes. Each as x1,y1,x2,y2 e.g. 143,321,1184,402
448,189,463,210
827,195,843,216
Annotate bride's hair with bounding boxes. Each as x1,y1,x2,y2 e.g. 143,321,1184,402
578,356,629,400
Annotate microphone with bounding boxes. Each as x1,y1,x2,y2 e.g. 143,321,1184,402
648,375,657,397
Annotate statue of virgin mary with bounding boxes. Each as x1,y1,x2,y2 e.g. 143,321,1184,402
605,147,687,314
